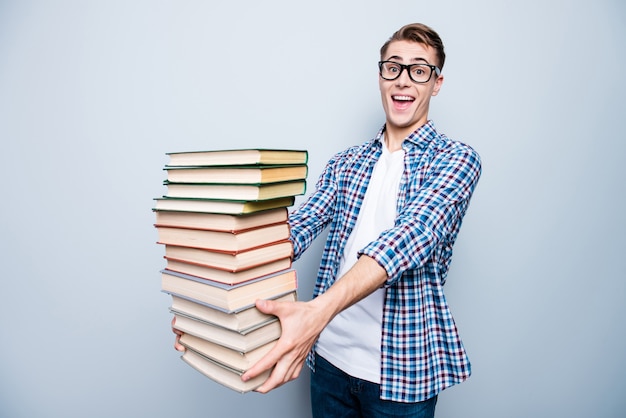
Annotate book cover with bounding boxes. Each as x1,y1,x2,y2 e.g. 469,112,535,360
152,196,295,214
163,240,293,272
155,222,290,252
163,180,306,201
167,149,308,167
169,291,296,333
173,313,281,352
153,207,288,231
164,164,308,184
179,333,276,373
181,348,271,393
161,268,298,313
164,257,292,285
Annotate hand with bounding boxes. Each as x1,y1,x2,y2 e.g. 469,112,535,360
171,316,186,352
241,298,328,393
242,257,387,392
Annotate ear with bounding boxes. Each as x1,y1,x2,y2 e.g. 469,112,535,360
431,74,444,97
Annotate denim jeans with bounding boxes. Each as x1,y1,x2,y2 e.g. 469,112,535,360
310,354,438,418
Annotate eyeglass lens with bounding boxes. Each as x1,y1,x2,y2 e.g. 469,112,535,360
379,62,435,83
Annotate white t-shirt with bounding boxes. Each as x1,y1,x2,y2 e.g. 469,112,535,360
316,140,405,383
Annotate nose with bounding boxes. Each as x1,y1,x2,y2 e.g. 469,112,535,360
395,67,412,85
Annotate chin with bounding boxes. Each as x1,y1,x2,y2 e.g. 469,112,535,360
388,118,418,130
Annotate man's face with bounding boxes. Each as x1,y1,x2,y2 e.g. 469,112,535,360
379,40,443,140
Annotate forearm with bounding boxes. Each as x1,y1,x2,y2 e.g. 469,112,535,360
310,255,388,324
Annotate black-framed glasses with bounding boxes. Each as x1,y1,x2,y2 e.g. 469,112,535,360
378,61,441,83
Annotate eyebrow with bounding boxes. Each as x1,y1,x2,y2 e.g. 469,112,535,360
386,55,430,64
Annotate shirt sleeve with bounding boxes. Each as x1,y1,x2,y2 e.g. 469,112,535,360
288,153,340,261
358,143,482,284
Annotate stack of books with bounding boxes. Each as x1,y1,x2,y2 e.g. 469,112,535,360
153,148,308,392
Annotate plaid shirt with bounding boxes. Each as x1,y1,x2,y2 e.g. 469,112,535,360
289,121,482,402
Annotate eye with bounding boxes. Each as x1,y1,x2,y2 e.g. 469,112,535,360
412,66,426,76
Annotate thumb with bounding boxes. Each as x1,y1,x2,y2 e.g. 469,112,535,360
255,298,277,315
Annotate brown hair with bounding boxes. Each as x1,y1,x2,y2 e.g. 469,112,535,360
380,23,446,70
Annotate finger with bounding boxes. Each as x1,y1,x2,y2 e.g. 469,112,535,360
286,360,304,383
174,339,186,352
241,343,285,382
171,317,185,351
254,363,288,393
255,298,277,315
253,343,309,393
254,353,304,393
171,317,182,334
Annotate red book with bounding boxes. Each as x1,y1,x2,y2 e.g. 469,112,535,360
164,257,292,285
163,240,293,272
154,207,288,231
155,222,290,252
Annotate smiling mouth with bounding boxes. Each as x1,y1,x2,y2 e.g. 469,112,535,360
391,95,415,110
392,95,415,102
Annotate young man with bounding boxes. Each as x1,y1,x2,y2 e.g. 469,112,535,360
176,22,481,417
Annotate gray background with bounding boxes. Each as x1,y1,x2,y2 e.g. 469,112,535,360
1,1,624,417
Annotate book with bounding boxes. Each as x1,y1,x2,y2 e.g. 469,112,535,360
164,180,306,201
181,348,271,393
165,165,308,184
170,291,296,333
153,207,288,231
163,240,293,273
179,333,276,373
155,222,290,252
161,268,297,313
152,196,295,214
167,149,308,167
173,313,281,352
164,257,292,285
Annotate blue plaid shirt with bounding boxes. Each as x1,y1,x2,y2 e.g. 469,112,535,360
289,121,482,402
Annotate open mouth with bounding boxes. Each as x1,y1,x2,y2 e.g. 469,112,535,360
392,95,415,102
392,95,415,110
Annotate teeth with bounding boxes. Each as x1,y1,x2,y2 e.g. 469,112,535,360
392,95,414,101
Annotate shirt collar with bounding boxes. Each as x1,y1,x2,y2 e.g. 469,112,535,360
375,120,437,150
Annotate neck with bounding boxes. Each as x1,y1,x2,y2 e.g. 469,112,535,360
384,120,428,151
384,134,404,152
